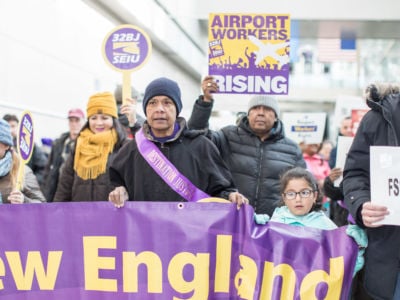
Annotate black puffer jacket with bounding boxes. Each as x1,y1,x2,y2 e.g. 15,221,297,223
42,132,70,202
343,83,400,300
188,98,305,215
109,118,237,201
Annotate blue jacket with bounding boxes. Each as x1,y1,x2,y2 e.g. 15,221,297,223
270,206,337,229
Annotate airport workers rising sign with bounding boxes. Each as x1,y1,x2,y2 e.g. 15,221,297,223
208,13,290,95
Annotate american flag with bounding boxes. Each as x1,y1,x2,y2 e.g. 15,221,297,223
317,38,357,62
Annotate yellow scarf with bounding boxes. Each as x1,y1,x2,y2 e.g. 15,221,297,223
73,128,118,180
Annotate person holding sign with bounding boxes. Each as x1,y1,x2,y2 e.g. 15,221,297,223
343,82,400,300
3,114,48,189
54,92,127,202
0,120,45,204
187,76,305,215
108,77,247,207
301,142,331,189
114,84,145,138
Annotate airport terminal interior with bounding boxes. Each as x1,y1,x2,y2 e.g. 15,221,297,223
0,0,399,141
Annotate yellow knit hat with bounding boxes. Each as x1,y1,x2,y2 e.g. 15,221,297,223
86,92,118,118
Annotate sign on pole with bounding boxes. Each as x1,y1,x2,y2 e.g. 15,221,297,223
16,111,35,190
334,136,354,186
208,13,291,95
102,24,152,104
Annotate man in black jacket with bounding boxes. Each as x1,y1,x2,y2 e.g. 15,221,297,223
108,77,248,207
187,76,305,215
343,83,400,300
42,108,85,201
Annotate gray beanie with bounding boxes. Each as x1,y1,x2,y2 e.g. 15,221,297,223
0,119,13,146
247,95,280,117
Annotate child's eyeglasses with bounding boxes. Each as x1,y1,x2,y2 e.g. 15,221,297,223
283,189,314,200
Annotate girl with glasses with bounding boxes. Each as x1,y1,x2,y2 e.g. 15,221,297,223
269,166,337,229
255,166,367,278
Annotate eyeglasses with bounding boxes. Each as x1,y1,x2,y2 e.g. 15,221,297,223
283,189,314,200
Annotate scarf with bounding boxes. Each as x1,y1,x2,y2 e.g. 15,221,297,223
73,128,118,180
0,151,13,177
149,122,180,143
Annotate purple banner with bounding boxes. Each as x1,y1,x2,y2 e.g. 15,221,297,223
0,202,357,299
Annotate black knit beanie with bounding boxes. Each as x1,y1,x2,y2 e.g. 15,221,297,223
142,77,182,116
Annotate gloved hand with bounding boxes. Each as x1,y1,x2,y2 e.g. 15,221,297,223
254,214,270,224
346,224,368,276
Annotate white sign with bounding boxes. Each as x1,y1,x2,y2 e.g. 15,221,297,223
370,146,400,226
334,136,354,186
282,112,326,144
333,95,367,128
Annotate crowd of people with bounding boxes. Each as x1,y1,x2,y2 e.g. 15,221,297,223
0,77,399,299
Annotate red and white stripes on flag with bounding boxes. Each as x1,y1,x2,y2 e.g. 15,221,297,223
317,39,357,63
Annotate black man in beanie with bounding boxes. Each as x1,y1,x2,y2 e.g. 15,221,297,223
188,75,306,216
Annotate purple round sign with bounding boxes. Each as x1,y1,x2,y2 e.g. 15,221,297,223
18,112,34,162
102,25,152,72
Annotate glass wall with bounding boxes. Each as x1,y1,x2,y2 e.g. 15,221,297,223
290,39,400,90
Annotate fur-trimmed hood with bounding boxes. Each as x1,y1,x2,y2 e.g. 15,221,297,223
363,82,400,147
364,82,400,103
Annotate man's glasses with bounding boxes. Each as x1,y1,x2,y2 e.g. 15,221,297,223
282,189,314,200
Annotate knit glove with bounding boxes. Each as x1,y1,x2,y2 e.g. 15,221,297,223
346,224,368,277
254,214,270,225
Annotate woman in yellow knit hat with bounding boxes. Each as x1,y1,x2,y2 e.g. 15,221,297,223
53,92,127,202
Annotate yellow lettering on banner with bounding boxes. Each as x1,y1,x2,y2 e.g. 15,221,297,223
234,255,258,300
259,261,296,299
168,252,209,300
123,251,162,293
0,233,343,297
300,257,344,300
0,257,5,289
214,235,232,292
6,251,62,290
83,236,116,292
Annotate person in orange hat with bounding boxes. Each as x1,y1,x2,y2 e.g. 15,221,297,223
53,92,127,202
